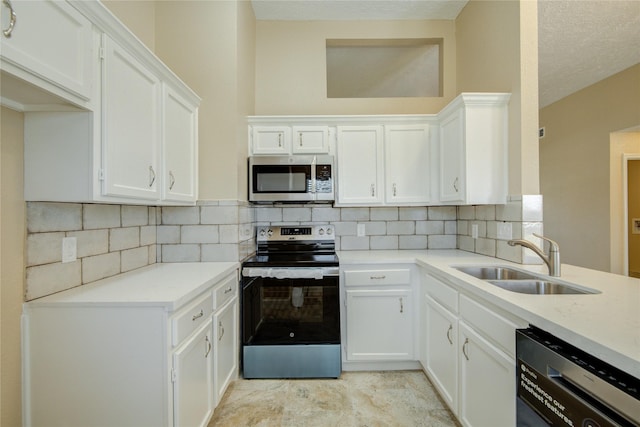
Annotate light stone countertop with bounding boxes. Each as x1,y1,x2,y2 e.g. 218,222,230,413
24,262,239,312
338,249,640,379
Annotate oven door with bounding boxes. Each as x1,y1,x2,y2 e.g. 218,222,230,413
241,269,340,346
249,156,314,202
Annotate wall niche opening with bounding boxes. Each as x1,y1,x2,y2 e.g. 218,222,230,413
326,38,442,99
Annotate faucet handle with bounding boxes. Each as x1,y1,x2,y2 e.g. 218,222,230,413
533,233,559,252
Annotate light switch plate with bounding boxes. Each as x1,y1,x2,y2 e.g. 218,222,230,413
497,222,513,240
62,237,77,263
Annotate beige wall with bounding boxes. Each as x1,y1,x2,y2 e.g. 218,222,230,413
1,106,25,427
456,0,539,196
102,0,156,51
254,20,456,115
540,64,640,272
610,131,640,275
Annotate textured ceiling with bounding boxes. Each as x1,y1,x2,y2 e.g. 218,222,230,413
251,0,640,108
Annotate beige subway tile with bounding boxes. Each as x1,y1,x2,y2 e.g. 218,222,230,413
25,261,82,300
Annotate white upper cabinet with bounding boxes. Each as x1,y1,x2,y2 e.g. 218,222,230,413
22,1,200,205
162,84,198,203
336,125,384,205
249,122,331,155
292,125,330,153
384,124,431,205
336,122,431,206
0,0,93,110
251,126,292,154
101,34,161,201
438,93,510,205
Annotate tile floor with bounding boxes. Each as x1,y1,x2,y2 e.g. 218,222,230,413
207,370,460,426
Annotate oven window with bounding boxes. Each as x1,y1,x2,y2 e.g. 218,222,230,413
253,165,311,193
242,276,340,345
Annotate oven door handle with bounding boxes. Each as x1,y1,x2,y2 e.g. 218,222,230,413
242,267,339,279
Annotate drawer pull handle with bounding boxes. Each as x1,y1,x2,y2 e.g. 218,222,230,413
446,324,453,345
462,338,470,360
224,286,233,294
370,275,386,280
148,165,156,187
192,309,204,321
399,297,404,313
205,335,212,358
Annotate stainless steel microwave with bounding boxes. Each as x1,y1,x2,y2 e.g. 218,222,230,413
249,155,334,203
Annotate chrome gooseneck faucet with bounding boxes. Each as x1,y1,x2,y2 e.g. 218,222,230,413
508,233,561,277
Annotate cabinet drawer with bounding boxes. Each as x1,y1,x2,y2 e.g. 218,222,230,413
425,274,458,313
344,269,411,286
172,291,213,346
459,294,523,356
213,273,238,310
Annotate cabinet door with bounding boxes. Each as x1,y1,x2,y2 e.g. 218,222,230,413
424,295,458,414
251,126,291,154
292,126,330,153
336,126,384,205
0,0,92,101
163,84,198,203
439,109,464,202
384,124,431,204
173,319,214,427
102,35,161,201
458,322,516,427
345,288,412,360
213,297,238,406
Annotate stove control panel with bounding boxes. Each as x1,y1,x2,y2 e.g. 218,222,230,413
257,225,334,241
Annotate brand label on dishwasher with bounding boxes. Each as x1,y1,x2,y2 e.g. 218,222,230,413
517,360,613,427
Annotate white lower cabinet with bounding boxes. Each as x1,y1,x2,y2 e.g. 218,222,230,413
423,294,458,411
458,322,515,427
213,290,239,405
420,270,526,427
345,288,413,361
173,319,214,427
22,265,239,427
342,266,415,364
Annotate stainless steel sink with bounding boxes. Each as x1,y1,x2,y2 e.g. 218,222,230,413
452,265,600,295
453,266,538,281
486,279,598,295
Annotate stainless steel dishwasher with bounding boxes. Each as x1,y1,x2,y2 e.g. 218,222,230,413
516,326,639,426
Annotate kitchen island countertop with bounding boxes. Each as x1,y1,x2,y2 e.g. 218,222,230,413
338,249,640,379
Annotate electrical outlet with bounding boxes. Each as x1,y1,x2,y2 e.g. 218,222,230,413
357,224,366,237
62,237,77,263
471,224,479,239
497,222,513,240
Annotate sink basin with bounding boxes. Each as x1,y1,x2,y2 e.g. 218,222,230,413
453,266,538,281
452,265,600,295
486,279,598,295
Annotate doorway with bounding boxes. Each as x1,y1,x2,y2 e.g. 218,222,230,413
626,158,640,278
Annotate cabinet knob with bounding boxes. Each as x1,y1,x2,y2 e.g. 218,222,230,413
2,0,17,38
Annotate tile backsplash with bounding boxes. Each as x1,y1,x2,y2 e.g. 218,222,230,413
25,195,542,300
